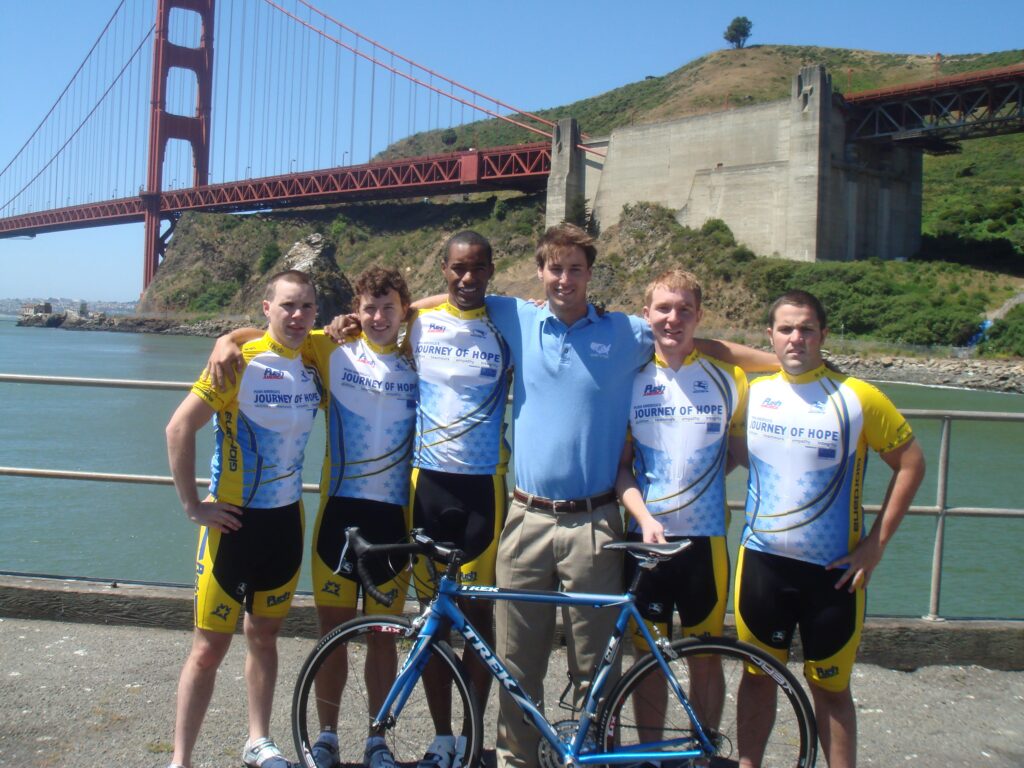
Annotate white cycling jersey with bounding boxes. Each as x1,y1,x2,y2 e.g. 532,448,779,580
627,350,747,537
305,331,417,506
407,303,511,475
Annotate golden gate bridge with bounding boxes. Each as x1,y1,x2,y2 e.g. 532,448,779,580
1,0,1021,288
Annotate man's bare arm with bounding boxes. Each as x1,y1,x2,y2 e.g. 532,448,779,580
166,393,243,533
410,293,447,312
615,441,666,544
694,338,778,373
827,438,926,591
726,433,748,473
323,313,361,343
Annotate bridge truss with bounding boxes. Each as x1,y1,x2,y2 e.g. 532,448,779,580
0,143,551,238
845,63,1024,152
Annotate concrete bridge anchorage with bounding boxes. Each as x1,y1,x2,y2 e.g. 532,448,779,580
547,65,923,263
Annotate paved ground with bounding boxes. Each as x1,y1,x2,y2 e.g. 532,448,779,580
1,617,1022,768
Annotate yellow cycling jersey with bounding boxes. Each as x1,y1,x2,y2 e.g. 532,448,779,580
742,365,913,565
191,332,322,508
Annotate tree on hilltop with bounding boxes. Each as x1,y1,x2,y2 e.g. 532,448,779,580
724,16,753,49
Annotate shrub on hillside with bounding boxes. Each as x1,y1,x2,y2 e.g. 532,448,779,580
190,280,240,313
978,304,1024,357
258,243,281,274
916,234,1022,274
740,257,985,345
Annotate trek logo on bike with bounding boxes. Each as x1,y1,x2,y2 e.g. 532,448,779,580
464,625,516,691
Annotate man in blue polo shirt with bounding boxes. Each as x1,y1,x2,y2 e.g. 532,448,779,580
483,224,773,768
484,223,647,768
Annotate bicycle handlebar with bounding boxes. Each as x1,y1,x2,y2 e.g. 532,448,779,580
344,527,464,608
343,528,692,607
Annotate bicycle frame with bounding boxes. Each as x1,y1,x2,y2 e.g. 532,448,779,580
371,571,720,766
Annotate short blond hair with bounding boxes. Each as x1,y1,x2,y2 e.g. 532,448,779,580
644,268,703,308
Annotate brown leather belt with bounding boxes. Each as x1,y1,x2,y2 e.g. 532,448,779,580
512,488,617,515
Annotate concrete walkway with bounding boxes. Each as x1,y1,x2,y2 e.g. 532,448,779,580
1,617,1022,768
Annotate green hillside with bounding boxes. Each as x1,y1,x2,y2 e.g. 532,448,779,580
380,47,1022,155
147,45,1024,355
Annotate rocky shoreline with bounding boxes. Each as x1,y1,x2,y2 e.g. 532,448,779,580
16,312,1024,394
826,354,1024,395
16,311,245,337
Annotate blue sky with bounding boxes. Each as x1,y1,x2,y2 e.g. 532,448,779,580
1,0,1022,301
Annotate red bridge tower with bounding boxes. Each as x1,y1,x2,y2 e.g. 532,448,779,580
143,0,214,288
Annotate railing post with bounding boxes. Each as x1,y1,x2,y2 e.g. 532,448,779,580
925,416,952,621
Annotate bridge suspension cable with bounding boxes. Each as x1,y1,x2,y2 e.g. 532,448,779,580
287,0,557,136
1,0,567,249
0,1,154,218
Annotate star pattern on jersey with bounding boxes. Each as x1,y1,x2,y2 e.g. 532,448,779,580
415,376,506,472
746,459,854,565
331,393,414,507
244,419,304,507
633,442,725,538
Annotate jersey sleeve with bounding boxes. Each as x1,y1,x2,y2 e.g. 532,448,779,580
302,331,335,386
190,367,240,412
728,364,749,437
305,332,340,411
847,377,914,454
395,311,420,357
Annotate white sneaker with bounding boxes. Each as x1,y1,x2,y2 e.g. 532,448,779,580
451,735,468,768
242,737,292,768
416,735,457,768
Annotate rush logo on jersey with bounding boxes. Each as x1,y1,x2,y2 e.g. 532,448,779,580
643,384,666,397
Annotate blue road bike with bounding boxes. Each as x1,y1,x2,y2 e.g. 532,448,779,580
292,529,817,767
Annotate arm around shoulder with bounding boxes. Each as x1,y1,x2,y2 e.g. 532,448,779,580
694,338,778,373
206,327,262,390
410,293,447,312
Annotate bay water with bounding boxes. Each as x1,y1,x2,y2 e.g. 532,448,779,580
1,316,1021,619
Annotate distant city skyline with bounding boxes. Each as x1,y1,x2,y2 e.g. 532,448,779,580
1,0,1022,301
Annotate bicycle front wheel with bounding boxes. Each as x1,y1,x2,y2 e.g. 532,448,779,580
292,615,482,768
596,636,817,767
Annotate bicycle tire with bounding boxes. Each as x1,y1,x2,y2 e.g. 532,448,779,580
292,615,483,768
596,636,817,767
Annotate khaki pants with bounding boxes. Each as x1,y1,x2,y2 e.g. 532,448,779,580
494,498,624,768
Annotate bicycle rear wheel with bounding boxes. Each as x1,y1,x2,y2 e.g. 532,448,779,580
292,616,482,768
596,636,817,767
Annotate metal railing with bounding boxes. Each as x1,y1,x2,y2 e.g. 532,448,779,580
2,373,1023,621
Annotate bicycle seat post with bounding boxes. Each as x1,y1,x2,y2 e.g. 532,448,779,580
625,555,659,596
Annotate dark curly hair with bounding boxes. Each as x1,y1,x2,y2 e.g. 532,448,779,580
351,266,411,311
